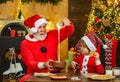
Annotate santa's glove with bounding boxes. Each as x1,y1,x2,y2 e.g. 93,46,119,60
38,62,46,69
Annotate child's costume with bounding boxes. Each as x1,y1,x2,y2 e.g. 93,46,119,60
73,32,106,75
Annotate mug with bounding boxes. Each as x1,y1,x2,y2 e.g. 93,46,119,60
10,29,16,38
49,61,66,69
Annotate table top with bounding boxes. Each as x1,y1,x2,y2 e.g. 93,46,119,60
25,73,120,82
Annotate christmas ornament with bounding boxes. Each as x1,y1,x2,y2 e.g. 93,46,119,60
107,34,113,40
116,17,120,24
102,19,110,27
100,4,107,11
107,0,115,5
88,26,97,32
102,36,107,40
93,0,101,8
95,17,100,23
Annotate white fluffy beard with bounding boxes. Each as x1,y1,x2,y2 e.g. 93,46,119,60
33,32,47,41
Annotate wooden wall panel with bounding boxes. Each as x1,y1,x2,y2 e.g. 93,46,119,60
68,0,92,49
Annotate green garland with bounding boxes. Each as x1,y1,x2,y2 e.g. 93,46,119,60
0,0,13,4
0,0,62,5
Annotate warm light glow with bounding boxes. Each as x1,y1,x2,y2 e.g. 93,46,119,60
15,0,22,19
17,7,20,10
46,20,57,32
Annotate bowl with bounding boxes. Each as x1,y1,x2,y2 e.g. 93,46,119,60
52,61,66,69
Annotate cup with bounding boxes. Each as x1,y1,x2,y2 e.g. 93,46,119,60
10,29,16,37
21,31,26,36
17,31,22,37
105,69,113,75
113,67,120,76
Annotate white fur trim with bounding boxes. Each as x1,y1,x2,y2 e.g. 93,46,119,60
38,62,46,69
30,18,48,33
81,36,96,51
103,45,108,49
25,33,47,42
81,55,90,75
35,18,47,29
96,59,101,65
29,28,37,33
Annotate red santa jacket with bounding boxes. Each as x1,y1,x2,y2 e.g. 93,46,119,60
20,24,74,74
73,54,104,74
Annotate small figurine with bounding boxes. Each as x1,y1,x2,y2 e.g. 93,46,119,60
65,47,76,73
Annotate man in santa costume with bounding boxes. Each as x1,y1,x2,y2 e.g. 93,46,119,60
20,14,74,82
71,32,106,75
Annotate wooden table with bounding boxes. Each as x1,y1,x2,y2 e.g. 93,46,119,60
25,73,120,82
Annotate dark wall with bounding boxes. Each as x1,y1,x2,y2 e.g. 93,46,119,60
68,0,92,49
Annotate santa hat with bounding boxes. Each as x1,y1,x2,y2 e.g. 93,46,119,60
81,32,107,51
24,14,48,33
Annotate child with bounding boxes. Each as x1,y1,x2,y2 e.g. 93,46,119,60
71,32,106,75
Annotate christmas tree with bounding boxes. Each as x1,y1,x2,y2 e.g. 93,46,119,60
17,9,24,21
86,0,120,40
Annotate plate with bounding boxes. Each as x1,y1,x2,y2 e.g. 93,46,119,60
50,75,68,80
87,74,115,80
34,72,56,77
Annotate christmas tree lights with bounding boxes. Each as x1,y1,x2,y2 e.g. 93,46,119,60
86,0,120,40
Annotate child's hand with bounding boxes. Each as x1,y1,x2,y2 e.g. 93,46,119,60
71,61,79,69
93,52,100,60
